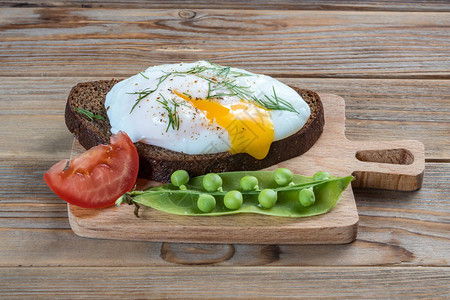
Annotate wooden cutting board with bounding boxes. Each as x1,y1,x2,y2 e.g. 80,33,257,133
68,93,424,244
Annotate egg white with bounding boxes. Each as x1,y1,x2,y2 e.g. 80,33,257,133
105,61,310,156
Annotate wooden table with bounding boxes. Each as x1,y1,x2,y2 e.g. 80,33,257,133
1,1,449,298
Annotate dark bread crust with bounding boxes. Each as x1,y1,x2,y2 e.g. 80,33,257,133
65,80,324,182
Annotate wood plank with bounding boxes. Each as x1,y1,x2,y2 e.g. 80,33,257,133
0,266,449,298
0,220,447,267
1,77,447,159
0,163,447,266
1,9,449,78
2,0,450,12
0,115,72,159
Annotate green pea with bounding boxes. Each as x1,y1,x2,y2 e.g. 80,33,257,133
224,190,243,210
203,173,223,192
197,194,216,213
258,189,278,209
299,187,315,206
313,171,331,181
171,170,189,189
240,175,259,191
274,168,293,186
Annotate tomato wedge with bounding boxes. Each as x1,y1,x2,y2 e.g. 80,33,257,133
44,131,139,208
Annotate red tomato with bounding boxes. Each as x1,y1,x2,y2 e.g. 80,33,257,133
44,131,139,208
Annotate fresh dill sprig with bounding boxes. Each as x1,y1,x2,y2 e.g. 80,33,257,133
217,79,298,113
207,82,212,98
128,73,171,112
139,72,149,79
216,65,231,77
206,61,252,77
74,107,105,121
251,86,298,113
183,65,208,74
128,89,151,112
155,93,180,132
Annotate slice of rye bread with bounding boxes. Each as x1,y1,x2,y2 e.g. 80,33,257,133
65,79,324,182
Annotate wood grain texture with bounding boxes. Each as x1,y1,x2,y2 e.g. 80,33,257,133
0,266,449,299
1,9,449,78
0,3,449,297
0,77,448,159
2,0,450,12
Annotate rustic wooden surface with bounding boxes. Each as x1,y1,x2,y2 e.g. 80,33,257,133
0,1,449,298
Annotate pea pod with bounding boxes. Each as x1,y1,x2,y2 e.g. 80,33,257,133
117,171,353,218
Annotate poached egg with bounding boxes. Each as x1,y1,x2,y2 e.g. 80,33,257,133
105,61,310,159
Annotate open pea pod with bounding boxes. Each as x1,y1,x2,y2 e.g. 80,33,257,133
118,171,353,218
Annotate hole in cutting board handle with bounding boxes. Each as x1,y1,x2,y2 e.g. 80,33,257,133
355,148,414,165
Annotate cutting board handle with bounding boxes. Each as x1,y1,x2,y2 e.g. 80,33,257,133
348,139,425,191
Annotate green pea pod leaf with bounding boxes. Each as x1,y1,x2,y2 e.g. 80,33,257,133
119,171,353,218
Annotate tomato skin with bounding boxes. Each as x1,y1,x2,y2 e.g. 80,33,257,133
44,131,139,208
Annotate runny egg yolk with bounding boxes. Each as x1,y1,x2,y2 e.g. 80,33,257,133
173,90,274,159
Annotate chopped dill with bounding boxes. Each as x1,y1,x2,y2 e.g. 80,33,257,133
216,65,231,77
139,72,149,79
251,86,298,113
155,93,180,132
128,72,171,112
74,107,105,121
207,82,212,98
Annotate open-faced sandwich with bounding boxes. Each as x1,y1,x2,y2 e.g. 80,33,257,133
45,61,346,212
65,61,324,182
